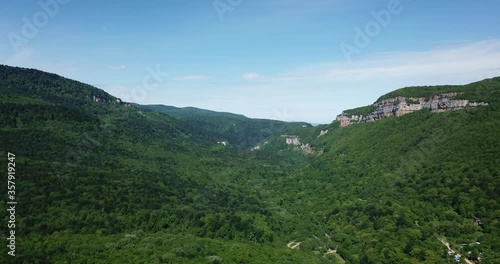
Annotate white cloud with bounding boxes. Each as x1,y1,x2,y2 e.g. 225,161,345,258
265,40,500,86
194,40,500,123
5,40,499,124
241,72,261,80
323,40,500,82
174,75,208,81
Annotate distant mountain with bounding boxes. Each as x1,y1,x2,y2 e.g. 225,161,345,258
138,104,311,150
0,65,327,263
1,64,499,263
139,104,248,119
338,79,497,122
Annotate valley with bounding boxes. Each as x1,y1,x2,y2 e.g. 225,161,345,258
1,65,499,263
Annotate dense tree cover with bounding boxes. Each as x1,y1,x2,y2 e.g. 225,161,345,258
0,65,499,263
260,77,500,263
376,85,463,101
0,65,330,263
342,77,499,118
0,65,116,110
376,78,500,102
138,104,310,150
341,105,377,117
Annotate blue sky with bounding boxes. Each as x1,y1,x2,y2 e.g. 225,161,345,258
1,0,500,123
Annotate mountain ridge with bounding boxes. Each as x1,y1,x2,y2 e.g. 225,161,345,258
1,65,499,263
138,103,311,150
335,77,499,127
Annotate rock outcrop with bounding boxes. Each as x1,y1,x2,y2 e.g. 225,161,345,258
283,135,301,145
300,143,313,154
337,93,488,127
91,95,127,105
318,130,329,137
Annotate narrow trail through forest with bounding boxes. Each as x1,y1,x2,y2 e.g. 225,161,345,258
439,239,474,264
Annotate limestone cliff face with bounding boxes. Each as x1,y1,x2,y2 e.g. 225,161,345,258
337,93,488,127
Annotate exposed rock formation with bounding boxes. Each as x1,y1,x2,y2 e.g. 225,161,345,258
300,143,313,154
251,146,261,151
91,95,126,105
337,93,488,127
283,135,301,145
91,95,109,103
318,130,329,137
217,141,228,146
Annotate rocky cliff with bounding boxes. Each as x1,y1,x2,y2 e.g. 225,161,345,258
337,93,488,127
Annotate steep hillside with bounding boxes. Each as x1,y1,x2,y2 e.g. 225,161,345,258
257,77,500,263
0,65,328,263
138,104,310,150
1,65,499,263
336,79,496,127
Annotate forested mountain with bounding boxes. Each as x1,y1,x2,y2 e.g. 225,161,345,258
137,104,310,150
0,65,326,263
1,65,499,263
258,77,500,263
